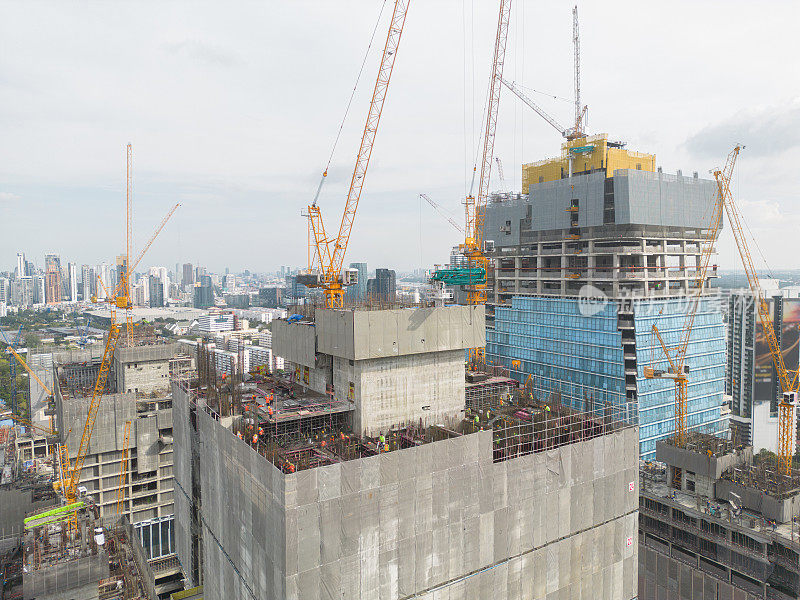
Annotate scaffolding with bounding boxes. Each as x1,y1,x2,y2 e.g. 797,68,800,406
176,361,637,475
722,462,800,501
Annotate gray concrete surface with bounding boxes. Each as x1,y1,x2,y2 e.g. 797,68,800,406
174,385,639,600
315,305,485,361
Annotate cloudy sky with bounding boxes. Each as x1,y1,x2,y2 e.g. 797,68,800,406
1,1,799,274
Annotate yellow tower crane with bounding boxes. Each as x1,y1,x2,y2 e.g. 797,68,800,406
302,0,410,309
643,146,739,448
718,146,799,475
54,146,179,529
432,0,513,364
463,0,512,364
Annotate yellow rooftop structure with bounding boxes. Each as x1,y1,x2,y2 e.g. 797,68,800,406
521,133,656,194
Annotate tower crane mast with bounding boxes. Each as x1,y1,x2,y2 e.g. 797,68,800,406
54,146,179,529
719,146,798,474
573,5,582,137
644,147,737,447
304,0,410,309
462,0,512,364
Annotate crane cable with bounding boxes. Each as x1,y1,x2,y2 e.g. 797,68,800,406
312,0,390,206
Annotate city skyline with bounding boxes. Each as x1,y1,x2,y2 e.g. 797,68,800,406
1,3,799,273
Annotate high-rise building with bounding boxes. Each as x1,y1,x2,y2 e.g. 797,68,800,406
726,291,800,451
67,262,78,302
257,287,282,308
483,134,727,459
96,263,111,301
80,264,93,300
16,252,25,279
148,274,164,307
11,277,34,307
31,275,45,305
44,253,62,304
174,306,638,598
116,255,128,293
367,267,396,302
346,262,367,301
284,274,307,301
0,277,10,304
181,263,194,289
193,275,213,309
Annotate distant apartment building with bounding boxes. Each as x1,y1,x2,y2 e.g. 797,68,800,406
80,264,93,300
367,267,396,302
726,291,800,450
16,252,25,279
346,261,368,300
149,275,165,307
44,253,62,304
196,313,234,334
483,133,727,459
182,263,194,289
67,262,78,302
0,277,10,304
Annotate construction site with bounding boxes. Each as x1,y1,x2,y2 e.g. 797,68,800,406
639,432,800,599
4,0,794,598
172,302,639,599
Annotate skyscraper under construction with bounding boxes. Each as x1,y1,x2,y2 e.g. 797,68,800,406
483,133,728,459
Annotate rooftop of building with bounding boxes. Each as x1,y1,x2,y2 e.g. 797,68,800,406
660,431,741,458
86,306,206,324
178,367,634,475
641,465,800,552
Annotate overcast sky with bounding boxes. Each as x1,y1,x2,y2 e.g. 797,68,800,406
1,1,799,275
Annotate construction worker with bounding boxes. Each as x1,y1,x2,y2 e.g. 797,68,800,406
252,434,258,444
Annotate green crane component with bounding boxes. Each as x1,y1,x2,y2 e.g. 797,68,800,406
431,267,486,286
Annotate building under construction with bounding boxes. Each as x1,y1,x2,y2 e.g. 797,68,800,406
482,133,728,460
639,432,800,599
21,500,159,600
10,336,192,599
172,304,639,599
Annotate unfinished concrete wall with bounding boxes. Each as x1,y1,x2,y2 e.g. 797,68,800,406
192,407,639,600
58,392,137,457
57,393,174,524
114,343,180,395
656,441,753,480
716,478,800,523
173,382,196,587
333,350,465,437
273,320,316,368
638,544,750,600
316,305,485,360
23,552,109,599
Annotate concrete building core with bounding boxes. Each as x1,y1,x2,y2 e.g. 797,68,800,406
114,343,180,396
274,305,484,436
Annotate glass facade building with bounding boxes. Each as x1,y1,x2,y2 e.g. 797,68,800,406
487,295,727,459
